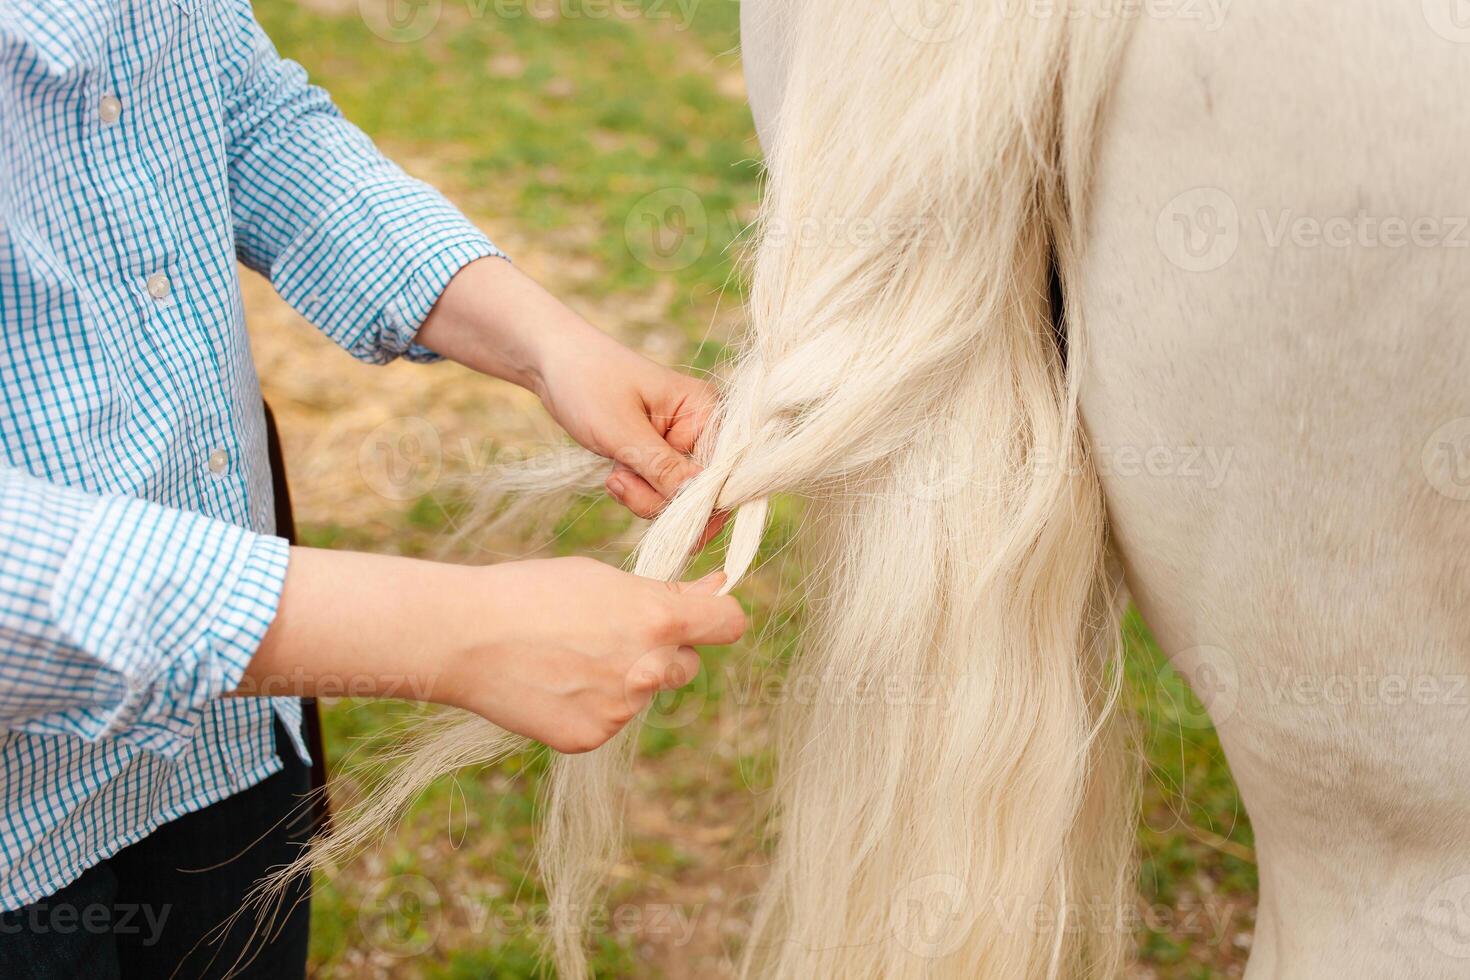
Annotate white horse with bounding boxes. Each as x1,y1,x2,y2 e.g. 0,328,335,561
293,4,1470,975
738,2,1470,977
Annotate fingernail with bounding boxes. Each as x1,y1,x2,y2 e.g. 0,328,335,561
607,476,624,496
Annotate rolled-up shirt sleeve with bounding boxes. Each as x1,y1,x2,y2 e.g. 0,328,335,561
217,0,506,365
0,467,289,757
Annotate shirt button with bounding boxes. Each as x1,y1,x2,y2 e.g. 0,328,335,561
99,94,123,125
207,449,229,475
146,272,171,300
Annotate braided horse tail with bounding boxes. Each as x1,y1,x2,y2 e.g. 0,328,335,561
270,3,1139,976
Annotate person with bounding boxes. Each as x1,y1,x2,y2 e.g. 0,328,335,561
0,2,746,976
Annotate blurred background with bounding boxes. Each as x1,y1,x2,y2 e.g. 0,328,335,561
246,0,1256,975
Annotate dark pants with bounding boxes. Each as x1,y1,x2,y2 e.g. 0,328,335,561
0,403,325,979
0,722,314,979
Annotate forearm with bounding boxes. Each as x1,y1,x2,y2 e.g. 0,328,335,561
238,546,479,706
235,549,746,754
414,256,620,398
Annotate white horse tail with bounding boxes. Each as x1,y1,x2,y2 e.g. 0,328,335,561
269,2,1141,976
541,1,1141,976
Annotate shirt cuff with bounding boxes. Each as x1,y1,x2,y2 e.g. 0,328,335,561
269,173,507,365
47,497,291,757
393,238,512,365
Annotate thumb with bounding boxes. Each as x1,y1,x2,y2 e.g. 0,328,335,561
673,571,726,596
612,425,701,500
665,572,746,646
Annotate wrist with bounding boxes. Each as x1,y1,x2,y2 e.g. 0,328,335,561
415,256,601,399
426,561,538,719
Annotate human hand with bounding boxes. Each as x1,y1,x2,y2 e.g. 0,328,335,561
244,550,747,755
457,558,746,752
416,258,726,540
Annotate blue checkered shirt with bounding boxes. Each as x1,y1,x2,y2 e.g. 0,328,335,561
0,0,503,909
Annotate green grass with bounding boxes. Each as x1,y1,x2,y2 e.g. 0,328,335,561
254,1,1256,975
261,0,758,309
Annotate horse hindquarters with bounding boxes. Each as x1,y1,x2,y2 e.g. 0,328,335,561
1077,3,1470,977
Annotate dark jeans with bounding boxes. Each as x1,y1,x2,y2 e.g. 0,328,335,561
0,721,314,979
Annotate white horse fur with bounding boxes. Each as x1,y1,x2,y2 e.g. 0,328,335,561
278,1,1470,977
748,0,1470,976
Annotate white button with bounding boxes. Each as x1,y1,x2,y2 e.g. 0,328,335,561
99,94,122,125
207,449,229,475
146,272,171,300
